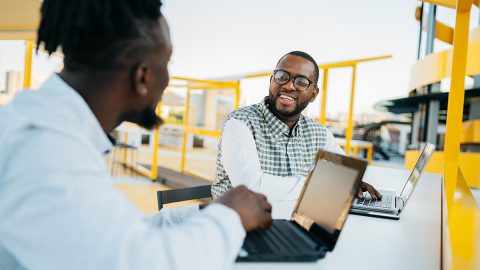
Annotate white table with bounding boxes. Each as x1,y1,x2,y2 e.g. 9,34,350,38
234,166,441,270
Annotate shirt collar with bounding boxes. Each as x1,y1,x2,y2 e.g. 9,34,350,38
260,98,304,139
41,74,114,155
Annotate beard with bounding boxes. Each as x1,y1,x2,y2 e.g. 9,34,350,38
122,106,164,130
265,94,310,119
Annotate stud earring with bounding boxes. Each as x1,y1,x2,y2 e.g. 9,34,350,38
140,87,148,96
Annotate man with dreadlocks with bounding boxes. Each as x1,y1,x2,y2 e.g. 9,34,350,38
0,1,272,269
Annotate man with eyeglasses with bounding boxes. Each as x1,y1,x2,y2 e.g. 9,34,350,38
211,51,381,218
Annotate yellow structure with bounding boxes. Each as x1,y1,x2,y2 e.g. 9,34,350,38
414,0,480,269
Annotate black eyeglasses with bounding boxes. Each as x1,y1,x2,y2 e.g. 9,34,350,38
272,69,317,91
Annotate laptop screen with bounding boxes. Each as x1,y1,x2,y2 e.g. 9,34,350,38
399,143,435,205
297,159,358,234
292,151,367,250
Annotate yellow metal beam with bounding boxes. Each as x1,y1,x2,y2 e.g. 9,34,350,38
420,0,457,9
23,40,33,88
171,76,238,88
318,55,392,69
150,104,162,180
124,162,153,179
461,119,480,143
180,88,191,173
185,126,221,138
436,20,455,44
415,7,454,44
122,133,129,162
234,80,241,109
443,5,471,213
319,69,329,125
244,72,273,79
240,55,391,80
345,65,357,155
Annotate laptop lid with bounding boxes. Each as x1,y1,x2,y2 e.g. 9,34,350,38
399,143,435,207
291,150,367,251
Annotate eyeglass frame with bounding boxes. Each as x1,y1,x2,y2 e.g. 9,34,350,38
272,69,318,91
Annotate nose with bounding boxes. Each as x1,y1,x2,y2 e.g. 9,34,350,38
283,77,296,91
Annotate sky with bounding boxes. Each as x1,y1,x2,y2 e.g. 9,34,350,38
1,0,479,116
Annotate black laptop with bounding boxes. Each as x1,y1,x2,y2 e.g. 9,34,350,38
236,150,367,262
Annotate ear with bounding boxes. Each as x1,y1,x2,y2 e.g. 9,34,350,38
310,85,320,102
132,62,150,97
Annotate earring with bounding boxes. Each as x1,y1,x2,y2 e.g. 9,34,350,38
140,87,148,96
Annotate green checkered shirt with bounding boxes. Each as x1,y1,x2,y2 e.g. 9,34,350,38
211,99,328,198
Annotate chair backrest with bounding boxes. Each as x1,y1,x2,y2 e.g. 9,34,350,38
157,185,212,210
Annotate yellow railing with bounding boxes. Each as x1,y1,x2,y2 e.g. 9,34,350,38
123,77,240,181
241,55,390,159
317,55,391,155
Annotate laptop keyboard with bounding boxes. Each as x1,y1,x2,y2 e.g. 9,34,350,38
356,194,393,209
242,220,318,255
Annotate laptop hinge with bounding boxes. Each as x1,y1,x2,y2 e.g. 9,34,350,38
397,197,405,212
291,213,329,247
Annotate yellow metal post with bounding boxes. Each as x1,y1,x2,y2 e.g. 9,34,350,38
150,104,162,180
345,65,357,155
180,88,191,173
123,133,129,163
234,80,241,109
367,145,373,164
443,3,471,213
23,40,33,88
320,69,329,125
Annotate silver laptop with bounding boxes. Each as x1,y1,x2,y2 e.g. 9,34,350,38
350,143,435,220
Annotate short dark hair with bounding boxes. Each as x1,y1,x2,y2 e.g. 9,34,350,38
276,51,319,84
37,0,165,70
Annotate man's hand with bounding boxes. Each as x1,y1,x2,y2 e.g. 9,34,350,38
215,185,272,232
357,181,382,200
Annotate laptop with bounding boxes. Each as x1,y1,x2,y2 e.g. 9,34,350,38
350,143,435,220
236,150,368,262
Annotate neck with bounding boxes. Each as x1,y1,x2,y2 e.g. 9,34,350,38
266,103,300,130
59,69,125,133
281,116,300,130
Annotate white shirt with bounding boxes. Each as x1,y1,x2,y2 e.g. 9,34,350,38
0,75,245,270
221,118,345,219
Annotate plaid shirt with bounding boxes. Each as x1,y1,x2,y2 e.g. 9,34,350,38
211,99,328,198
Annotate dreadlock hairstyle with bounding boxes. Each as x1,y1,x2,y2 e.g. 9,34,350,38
37,0,164,71
277,51,320,84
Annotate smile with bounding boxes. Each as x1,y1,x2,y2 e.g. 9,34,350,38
279,94,295,101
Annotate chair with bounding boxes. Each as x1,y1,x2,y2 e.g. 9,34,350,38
157,185,212,210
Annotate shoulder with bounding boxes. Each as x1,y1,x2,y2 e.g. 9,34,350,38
3,126,101,175
227,103,262,122
223,103,263,132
